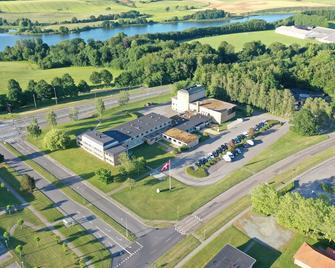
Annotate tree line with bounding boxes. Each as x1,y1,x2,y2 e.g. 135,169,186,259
251,183,335,242
0,69,114,111
182,9,230,21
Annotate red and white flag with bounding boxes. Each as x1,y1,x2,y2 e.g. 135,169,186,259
161,160,171,172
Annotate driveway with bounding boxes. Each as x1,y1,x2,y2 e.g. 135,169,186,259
170,113,289,186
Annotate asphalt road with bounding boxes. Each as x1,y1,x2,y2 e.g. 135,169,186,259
6,139,182,268
0,85,171,141
175,133,335,234
0,143,132,258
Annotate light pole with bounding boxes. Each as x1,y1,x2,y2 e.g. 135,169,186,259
53,87,58,105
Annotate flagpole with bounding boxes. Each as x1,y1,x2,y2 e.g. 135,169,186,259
169,159,172,191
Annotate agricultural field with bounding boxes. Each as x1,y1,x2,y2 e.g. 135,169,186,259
196,0,335,14
0,0,207,23
0,61,122,95
191,30,316,50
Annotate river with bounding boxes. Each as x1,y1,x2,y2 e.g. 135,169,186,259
0,13,291,50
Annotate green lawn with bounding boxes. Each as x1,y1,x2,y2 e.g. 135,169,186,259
0,195,78,268
191,30,316,50
0,61,122,95
153,235,201,268
184,224,303,268
183,226,250,268
112,131,326,220
0,0,206,23
0,164,112,267
27,94,173,194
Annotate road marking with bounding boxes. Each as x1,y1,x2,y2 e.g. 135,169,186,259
97,226,131,255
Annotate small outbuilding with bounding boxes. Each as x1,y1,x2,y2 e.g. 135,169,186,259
205,244,256,268
163,128,199,148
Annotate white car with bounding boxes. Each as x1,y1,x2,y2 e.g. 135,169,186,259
246,139,254,146
223,154,232,162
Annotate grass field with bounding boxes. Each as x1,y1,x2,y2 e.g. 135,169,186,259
0,183,78,268
27,93,173,194
0,61,122,95
0,165,112,267
201,0,335,14
153,235,201,268
182,224,310,268
0,0,207,23
112,130,326,220
191,30,316,50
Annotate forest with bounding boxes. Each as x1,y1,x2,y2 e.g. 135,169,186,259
0,19,334,116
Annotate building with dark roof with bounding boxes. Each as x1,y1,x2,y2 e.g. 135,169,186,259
175,114,211,133
205,244,256,268
77,113,172,166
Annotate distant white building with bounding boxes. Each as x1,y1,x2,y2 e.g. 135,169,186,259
275,26,310,39
275,26,335,43
171,85,236,124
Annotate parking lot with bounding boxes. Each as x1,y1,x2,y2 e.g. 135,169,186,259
169,113,289,186
293,157,335,204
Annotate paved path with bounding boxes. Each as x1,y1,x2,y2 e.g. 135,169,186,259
0,176,90,266
170,113,288,185
1,141,182,268
0,145,133,259
176,150,335,268
0,85,171,141
12,139,150,237
175,133,335,235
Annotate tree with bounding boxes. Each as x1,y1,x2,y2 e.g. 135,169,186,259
2,231,9,247
26,118,41,138
323,206,335,242
118,153,136,175
227,139,236,152
35,236,41,247
7,79,23,107
100,69,113,84
127,178,136,190
17,218,24,230
0,153,4,163
77,80,90,93
291,109,319,136
43,129,71,151
248,127,256,139
20,174,36,192
118,91,129,107
90,71,101,85
35,80,54,100
245,104,254,117
47,110,57,127
251,183,280,216
96,98,105,118
96,168,113,184
15,244,23,258
62,73,78,97
69,107,79,121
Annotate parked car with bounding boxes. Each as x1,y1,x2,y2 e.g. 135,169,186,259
246,139,254,146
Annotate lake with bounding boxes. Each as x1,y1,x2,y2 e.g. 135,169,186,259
0,14,291,50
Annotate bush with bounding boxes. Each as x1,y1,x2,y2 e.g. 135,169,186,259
43,129,71,151
185,166,208,178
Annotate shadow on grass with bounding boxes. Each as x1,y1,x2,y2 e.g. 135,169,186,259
238,237,281,268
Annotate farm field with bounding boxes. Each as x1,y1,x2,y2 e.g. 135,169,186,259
190,30,316,50
197,0,335,14
0,61,121,95
0,0,207,23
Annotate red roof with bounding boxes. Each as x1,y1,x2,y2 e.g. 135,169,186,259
294,242,335,268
